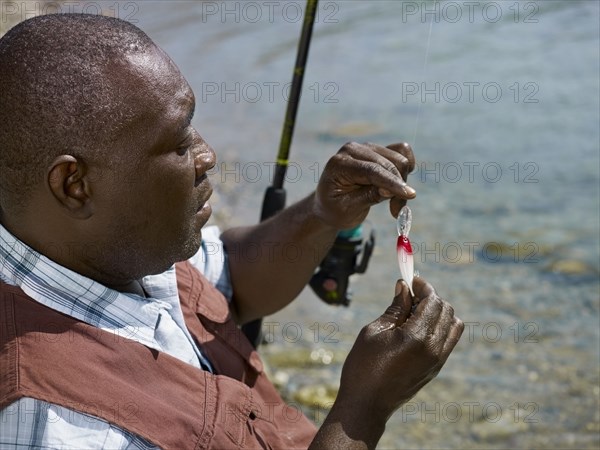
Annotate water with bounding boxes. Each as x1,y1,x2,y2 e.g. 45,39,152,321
5,1,595,447
132,1,599,448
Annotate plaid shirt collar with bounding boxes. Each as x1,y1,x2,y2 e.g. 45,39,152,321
0,224,173,352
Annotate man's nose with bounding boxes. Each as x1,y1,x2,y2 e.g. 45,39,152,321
191,131,216,184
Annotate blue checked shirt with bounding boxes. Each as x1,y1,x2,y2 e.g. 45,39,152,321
0,224,232,449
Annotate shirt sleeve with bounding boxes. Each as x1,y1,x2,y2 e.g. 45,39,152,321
0,398,158,449
188,225,233,301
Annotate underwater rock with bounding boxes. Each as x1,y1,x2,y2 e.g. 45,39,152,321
263,349,315,368
471,409,529,442
293,384,338,409
264,348,346,369
546,259,598,276
477,241,552,263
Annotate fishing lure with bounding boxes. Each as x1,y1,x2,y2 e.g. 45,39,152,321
396,205,415,296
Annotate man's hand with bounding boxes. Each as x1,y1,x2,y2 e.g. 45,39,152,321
222,141,417,324
313,142,416,230
311,277,463,449
340,277,463,416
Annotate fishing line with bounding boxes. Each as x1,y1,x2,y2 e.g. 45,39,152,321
411,14,435,148
402,11,435,290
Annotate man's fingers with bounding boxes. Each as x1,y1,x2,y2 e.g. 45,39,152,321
389,197,407,219
412,277,436,302
361,142,414,180
442,317,464,355
433,301,456,342
402,280,463,358
336,143,417,200
385,142,416,175
377,280,413,330
347,160,416,201
402,293,444,341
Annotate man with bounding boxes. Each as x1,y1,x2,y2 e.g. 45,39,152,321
0,14,463,449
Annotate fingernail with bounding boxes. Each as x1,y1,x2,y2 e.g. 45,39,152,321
395,279,405,296
405,185,416,196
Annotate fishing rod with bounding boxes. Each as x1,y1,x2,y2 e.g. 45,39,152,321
242,0,375,347
259,0,319,220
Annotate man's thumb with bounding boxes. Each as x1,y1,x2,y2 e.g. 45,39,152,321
380,280,413,327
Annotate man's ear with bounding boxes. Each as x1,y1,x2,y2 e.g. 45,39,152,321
47,155,93,219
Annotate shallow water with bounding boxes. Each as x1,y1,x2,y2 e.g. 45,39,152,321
6,1,598,448
135,1,599,448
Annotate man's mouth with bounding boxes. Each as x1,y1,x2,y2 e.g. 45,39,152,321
197,202,210,213
196,186,213,212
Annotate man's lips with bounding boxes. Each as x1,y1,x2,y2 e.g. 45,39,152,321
196,186,213,212
197,202,211,213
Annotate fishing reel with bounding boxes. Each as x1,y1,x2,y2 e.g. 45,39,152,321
309,224,375,306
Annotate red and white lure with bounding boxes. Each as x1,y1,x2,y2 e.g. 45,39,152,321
396,205,415,296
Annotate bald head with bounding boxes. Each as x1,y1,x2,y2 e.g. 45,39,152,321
0,14,157,214
0,13,215,290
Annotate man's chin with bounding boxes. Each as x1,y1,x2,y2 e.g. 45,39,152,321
143,234,203,277
179,232,205,263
